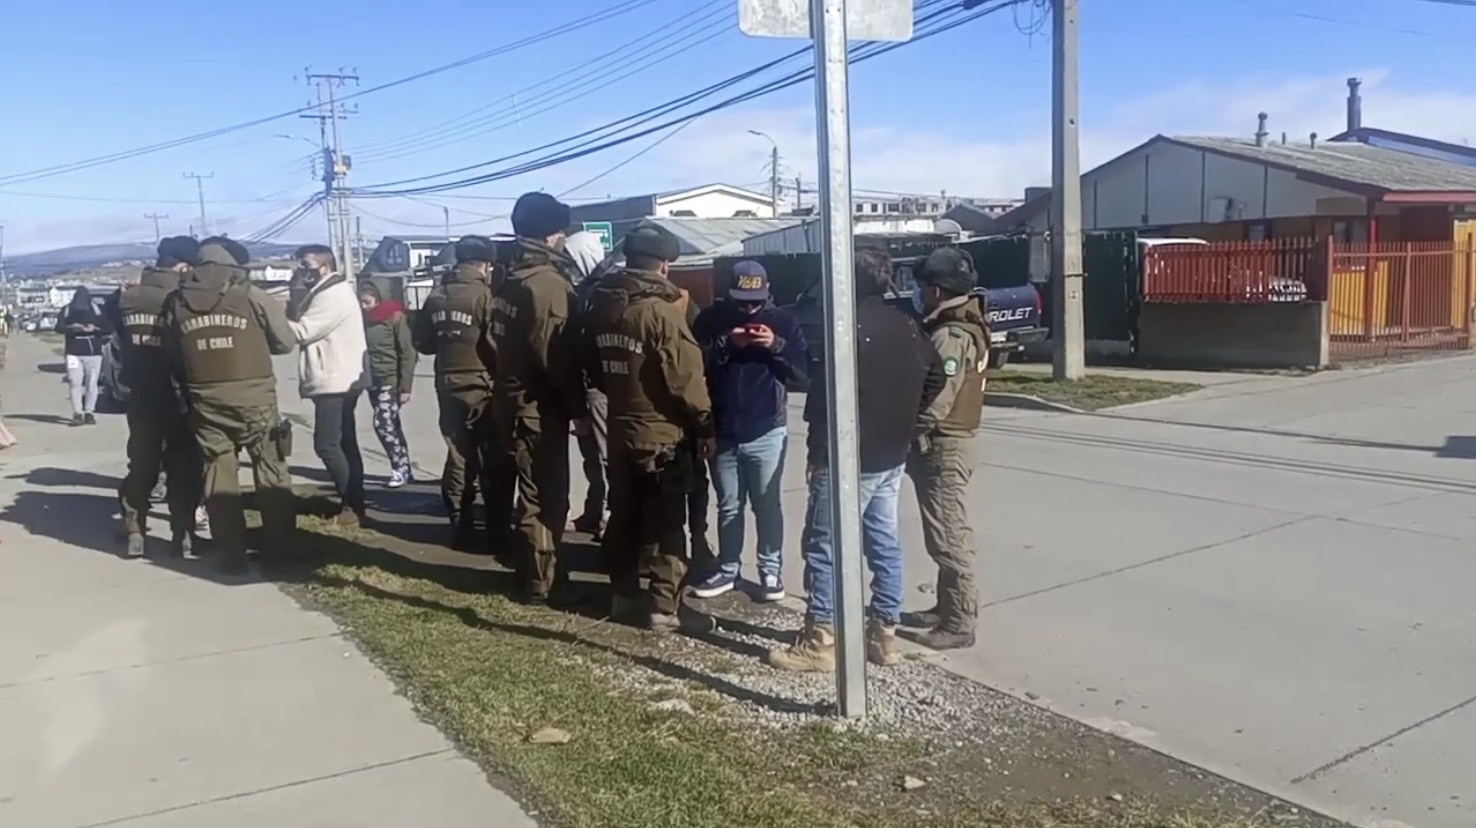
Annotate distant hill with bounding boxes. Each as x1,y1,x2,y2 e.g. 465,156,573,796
4,241,303,278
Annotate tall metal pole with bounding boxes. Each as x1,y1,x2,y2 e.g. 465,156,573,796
443,206,451,238
812,0,867,719
144,212,169,242
770,145,781,215
1050,0,1085,380
183,173,213,238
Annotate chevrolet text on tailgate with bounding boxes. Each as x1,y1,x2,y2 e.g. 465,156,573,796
782,253,1050,390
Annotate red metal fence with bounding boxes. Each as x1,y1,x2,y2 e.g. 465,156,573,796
1141,239,1324,303
1141,238,1474,362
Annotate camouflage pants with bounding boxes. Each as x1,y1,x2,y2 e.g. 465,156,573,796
604,444,691,616
905,434,978,625
192,399,295,559
119,398,201,537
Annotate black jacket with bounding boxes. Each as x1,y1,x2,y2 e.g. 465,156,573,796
55,297,109,357
693,300,808,444
804,294,943,474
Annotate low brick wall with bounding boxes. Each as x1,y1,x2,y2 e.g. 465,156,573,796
1137,301,1329,370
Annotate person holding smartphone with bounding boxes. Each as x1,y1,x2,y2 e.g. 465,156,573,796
689,261,808,603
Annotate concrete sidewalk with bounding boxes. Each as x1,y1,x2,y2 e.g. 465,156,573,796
0,334,536,828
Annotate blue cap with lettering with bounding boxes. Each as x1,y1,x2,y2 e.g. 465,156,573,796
728,260,770,302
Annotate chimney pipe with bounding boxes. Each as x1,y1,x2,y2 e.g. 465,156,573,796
1346,77,1363,133
1255,112,1269,147
1310,132,1318,150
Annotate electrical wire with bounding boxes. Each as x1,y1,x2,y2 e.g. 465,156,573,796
557,120,700,197
0,0,658,188
242,193,325,244
351,0,1010,198
353,0,732,163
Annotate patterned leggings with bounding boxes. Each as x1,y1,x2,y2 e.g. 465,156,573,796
370,386,412,476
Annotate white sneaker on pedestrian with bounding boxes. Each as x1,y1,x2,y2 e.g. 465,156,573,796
194,506,210,536
388,469,410,488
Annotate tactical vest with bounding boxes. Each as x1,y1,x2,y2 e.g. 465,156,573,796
423,279,490,377
925,300,989,435
170,269,274,386
116,270,177,390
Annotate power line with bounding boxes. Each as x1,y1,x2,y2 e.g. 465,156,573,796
353,1,734,165
0,0,658,188
558,120,701,197
351,0,1009,198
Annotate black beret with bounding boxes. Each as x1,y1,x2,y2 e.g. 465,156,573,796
918,247,976,295
621,225,680,263
156,236,200,267
197,236,250,266
454,235,499,264
511,191,571,239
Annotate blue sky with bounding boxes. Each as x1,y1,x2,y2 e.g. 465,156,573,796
1,0,1472,254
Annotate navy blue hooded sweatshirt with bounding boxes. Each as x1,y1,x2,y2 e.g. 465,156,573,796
692,300,809,444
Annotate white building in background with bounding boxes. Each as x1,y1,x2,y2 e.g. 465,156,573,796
741,216,951,256
568,183,779,227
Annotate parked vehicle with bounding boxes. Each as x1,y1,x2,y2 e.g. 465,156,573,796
782,254,1048,390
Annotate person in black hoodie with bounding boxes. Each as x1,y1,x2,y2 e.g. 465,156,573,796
767,247,943,674
54,286,110,425
688,260,808,603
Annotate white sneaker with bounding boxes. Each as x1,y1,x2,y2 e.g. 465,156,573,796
388,469,410,488
194,506,210,534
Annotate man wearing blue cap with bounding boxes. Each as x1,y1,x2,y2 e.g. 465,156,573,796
689,260,808,603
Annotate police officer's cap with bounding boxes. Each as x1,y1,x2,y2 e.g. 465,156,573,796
510,191,571,239
918,246,976,295
454,234,499,264
156,236,200,267
197,236,250,267
621,225,680,264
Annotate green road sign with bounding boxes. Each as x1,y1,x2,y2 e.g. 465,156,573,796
583,221,614,252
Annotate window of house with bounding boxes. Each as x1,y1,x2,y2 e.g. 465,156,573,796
1332,220,1369,244
1246,222,1270,241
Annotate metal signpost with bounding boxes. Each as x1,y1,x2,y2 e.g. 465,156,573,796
583,221,615,253
739,0,913,720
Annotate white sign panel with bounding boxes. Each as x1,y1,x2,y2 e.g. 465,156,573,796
738,0,914,42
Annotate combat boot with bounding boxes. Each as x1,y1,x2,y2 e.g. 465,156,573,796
866,618,902,667
915,622,976,652
124,533,146,559
610,593,644,626
646,604,716,635
766,619,836,672
900,605,944,629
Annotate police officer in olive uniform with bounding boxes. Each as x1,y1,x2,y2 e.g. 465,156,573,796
118,236,204,559
902,247,988,649
584,226,715,632
162,237,299,574
492,193,591,603
411,235,514,551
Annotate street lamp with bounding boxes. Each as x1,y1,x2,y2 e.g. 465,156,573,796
748,130,781,215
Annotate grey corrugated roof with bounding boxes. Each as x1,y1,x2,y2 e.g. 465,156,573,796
638,217,803,255
1168,135,1476,192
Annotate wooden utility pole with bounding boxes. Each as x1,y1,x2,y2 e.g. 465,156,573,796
144,212,169,242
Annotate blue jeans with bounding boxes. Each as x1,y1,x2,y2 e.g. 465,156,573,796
710,426,787,579
800,464,905,626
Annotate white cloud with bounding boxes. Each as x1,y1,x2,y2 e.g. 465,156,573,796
13,70,1476,254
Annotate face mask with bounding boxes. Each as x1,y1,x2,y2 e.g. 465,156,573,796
910,288,927,316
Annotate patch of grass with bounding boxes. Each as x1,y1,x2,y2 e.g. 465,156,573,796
988,370,1200,411
283,525,1322,828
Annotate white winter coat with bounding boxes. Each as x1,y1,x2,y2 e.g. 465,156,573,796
289,274,368,398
